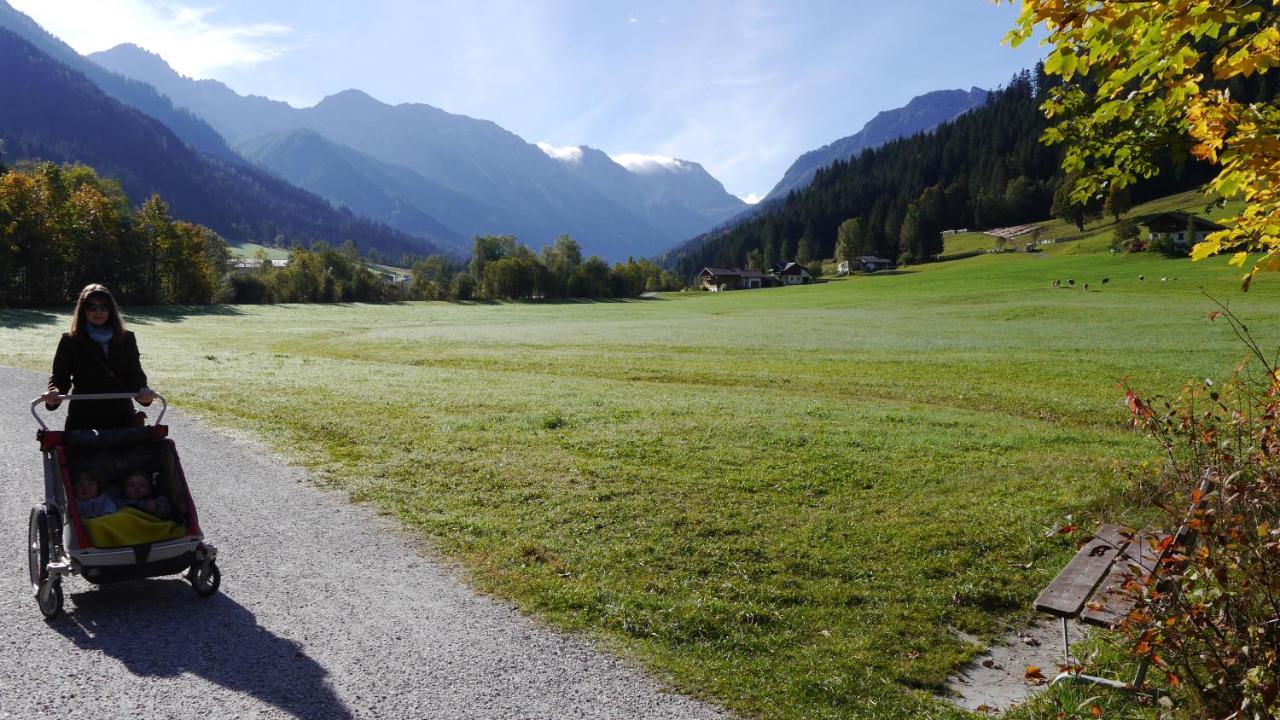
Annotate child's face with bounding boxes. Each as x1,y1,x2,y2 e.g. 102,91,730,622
125,475,150,500
75,474,99,501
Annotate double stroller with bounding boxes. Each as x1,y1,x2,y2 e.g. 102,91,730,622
27,391,220,618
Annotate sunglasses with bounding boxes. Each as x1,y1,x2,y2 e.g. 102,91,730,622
85,302,111,312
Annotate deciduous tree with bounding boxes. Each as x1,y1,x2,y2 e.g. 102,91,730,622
1007,0,1280,288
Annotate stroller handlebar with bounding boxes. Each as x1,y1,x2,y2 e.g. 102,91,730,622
30,392,168,431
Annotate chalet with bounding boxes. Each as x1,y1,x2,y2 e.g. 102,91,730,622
856,256,893,272
698,267,771,291
1140,212,1226,249
771,262,813,285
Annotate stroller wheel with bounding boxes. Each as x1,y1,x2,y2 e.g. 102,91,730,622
37,579,63,620
27,506,51,594
189,560,220,597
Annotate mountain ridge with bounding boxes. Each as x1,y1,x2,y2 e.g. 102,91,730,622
764,87,990,202
0,3,236,161
89,42,746,259
0,27,448,261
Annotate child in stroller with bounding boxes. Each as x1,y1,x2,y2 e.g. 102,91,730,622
28,390,220,619
73,470,117,519
121,471,172,520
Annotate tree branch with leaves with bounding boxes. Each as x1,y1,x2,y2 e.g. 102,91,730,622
1006,0,1280,288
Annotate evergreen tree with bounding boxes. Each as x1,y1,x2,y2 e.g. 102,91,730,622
1051,174,1102,231
1103,184,1132,221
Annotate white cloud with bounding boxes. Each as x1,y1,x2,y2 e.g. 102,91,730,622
8,0,293,78
610,153,690,174
742,192,764,205
536,142,583,162
626,14,638,24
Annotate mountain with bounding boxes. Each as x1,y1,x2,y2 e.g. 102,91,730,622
763,88,990,202
0,2,234,161
90,43,744,259
90,42,299,143
662,73,1057,278
235,128,476,255
0,27,447,260
537,144,746,243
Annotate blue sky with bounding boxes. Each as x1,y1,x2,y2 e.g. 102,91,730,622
12,1,1046,202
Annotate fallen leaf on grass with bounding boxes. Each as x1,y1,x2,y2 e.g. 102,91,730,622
1025,665,1046,684
1021,635,1041,647
975,704,997,714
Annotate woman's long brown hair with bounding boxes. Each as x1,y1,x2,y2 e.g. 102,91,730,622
68,283,126,339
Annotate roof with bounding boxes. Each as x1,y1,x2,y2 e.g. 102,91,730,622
984,224,1040,239
1139,211,1227,232
774,262,810,275
701,266,768,279
857,256,892,264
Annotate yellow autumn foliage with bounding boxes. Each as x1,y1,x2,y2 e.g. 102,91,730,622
1006,0,1279,289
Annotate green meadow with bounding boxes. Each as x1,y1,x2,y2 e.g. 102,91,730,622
3,244,1277,718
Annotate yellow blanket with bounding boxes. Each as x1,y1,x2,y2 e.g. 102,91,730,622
83,507,188,548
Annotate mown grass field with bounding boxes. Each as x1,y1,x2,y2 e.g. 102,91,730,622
3,246,1277,719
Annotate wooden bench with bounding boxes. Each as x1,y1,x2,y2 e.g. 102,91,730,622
1033,523,1167,692
1033,477,1210,693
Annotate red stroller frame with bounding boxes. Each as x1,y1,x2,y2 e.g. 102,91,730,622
28,392,220,619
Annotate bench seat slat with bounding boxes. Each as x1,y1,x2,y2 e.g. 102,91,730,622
1079,531,1168,628
1033,524,1133,619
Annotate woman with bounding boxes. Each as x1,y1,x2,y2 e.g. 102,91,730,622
41,284,155,431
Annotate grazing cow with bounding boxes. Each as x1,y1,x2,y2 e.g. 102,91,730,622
1084,283,1090,292
1161,276,1168,282
1102,278,1110,285
1051,279,1060,288
1067,279,1075,287
1139,274,1145,282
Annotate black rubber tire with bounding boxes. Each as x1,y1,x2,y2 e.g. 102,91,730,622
27,506,50,595
190,560,220,597
37,579,63,620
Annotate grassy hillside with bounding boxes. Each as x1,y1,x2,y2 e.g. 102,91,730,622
943,190,1243,257
3,243,1276,718
227,241,290,261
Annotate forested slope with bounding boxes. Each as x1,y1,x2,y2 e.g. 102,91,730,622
662,68,1217,278
0,28,446,261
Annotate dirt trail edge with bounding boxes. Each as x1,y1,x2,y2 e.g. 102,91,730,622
0,367,727,720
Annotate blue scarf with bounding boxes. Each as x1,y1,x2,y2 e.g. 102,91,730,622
86,324,114,355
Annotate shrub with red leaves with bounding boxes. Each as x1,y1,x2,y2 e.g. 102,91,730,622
1120,317,1280,718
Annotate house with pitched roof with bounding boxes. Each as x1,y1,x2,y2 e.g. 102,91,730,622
770,262,813,285
1139,212,1226,249
698,267,772,291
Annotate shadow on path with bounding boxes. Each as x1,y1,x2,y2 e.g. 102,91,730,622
52,580,352,719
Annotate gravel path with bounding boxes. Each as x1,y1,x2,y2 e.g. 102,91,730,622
0,367,727,719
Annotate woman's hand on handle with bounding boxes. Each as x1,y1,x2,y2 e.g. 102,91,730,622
40,390,62,409
137,387,155,406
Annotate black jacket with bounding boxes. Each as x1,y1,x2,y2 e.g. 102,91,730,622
47,331,148,430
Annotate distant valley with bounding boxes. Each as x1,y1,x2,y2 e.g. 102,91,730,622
90,43,747,260
0,0,999,263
